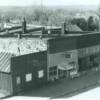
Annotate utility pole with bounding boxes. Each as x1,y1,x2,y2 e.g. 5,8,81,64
22,17,27,34
95,12,100,31
41,0,43,11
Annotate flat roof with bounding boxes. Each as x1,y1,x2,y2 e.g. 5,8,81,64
0,25,100,41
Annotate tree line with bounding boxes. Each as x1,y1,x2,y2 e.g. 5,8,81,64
0,6,99,31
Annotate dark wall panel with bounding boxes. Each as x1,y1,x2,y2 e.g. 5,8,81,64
11,51,47,94
77,33,100,49
48,37,76,54
48,33,100,54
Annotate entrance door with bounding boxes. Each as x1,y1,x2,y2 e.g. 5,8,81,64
14,73,25,94
49,66,58,81
58,69,67,79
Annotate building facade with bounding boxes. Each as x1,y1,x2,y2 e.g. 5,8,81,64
47,33,100,81
0,31,100,95
47,37,78,80
0,50,47,95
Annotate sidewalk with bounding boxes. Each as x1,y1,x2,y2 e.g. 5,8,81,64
18,69,100,99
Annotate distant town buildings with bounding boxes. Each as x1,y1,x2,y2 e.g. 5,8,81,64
0,19,100,98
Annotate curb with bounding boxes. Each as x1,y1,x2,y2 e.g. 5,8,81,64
51,82,99,99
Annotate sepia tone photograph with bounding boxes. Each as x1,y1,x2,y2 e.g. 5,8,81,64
0,0,100,100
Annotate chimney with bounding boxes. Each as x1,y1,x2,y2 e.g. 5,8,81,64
42,27,45,34
22,17,27,34
61,22,66,35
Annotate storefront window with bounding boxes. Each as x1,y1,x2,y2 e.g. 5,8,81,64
49,66,57,76
16,76,21,85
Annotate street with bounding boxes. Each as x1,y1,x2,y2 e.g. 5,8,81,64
17,68,100,99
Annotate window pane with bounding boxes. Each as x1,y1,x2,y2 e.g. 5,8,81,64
38,70,44,78
16,76,21,85
25,73,32,82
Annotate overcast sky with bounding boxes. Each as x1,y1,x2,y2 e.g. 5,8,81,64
0,0,99,6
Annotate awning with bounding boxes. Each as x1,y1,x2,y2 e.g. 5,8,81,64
58,63,74,70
